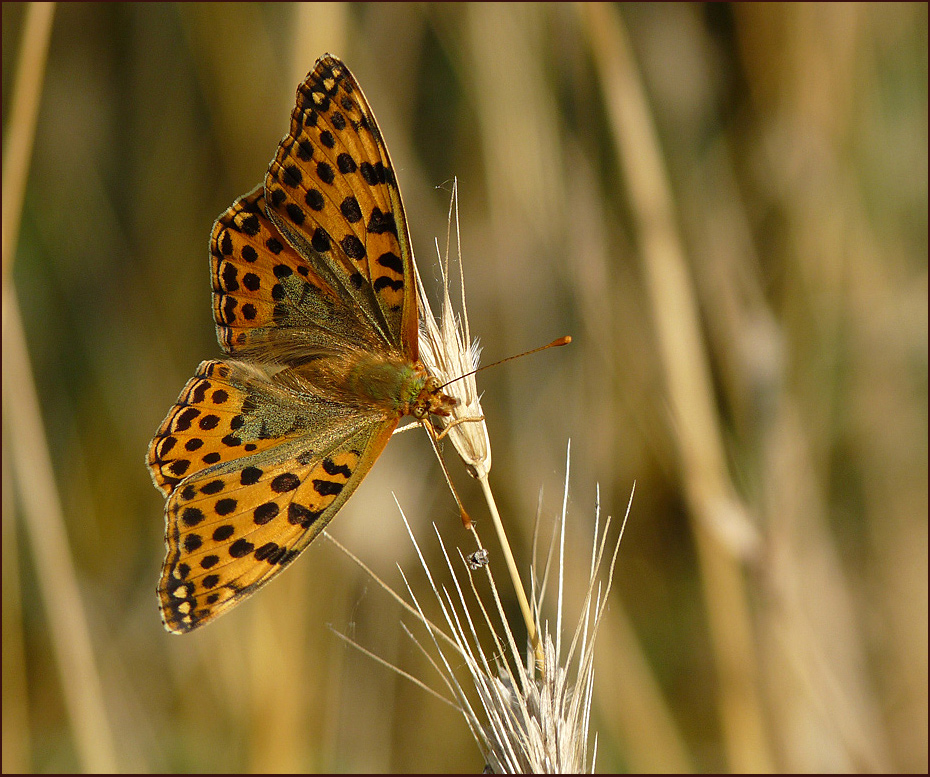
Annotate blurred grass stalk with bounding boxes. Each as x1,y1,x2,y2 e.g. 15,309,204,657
581,4,771,772
2,2,117,772
581,2,904,771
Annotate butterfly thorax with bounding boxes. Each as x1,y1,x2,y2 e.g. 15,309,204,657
291,351,457,420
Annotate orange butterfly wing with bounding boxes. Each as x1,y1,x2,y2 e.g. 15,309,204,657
148,360,395,633
149,55,421,633
263,54,419,360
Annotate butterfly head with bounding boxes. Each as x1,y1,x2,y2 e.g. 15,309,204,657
411,373,458,420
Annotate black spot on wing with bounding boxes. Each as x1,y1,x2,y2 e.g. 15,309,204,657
313,479,344,497
374,276,404,293
377,252,404,275
322,458,352,478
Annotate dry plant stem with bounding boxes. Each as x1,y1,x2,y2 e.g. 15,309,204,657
4,292,118,774
2,1,55,285
2,5,118,772
413,178,542,673
2,422,29,773
477,475,545,674
582,3,771,771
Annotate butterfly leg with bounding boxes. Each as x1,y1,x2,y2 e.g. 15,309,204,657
433,414,486,442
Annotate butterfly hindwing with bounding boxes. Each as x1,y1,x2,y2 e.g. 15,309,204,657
149,359,398,633
148,360,292,496
148,359,384,499
159,419,397,633
263,54,418,359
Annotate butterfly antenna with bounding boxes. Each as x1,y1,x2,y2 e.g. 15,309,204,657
421,420,474,530
438,336,572,392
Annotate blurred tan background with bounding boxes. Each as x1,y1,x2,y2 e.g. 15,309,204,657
3,2,926,773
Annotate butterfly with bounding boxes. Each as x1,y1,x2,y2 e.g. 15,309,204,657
147,54,457,634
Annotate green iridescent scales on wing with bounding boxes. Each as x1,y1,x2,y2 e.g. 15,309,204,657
148,54,456,634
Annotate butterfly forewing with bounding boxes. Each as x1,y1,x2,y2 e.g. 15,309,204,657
263,55,418,358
